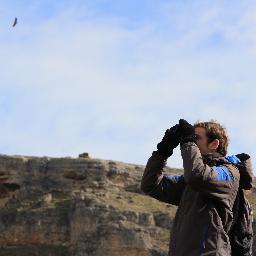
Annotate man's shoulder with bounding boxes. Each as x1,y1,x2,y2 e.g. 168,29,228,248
212,163,240,182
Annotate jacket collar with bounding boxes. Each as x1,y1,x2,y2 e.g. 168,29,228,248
202,152,226,166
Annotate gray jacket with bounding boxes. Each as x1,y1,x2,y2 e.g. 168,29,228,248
141,142,254,256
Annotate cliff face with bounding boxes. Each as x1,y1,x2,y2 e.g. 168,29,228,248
0,153,255,256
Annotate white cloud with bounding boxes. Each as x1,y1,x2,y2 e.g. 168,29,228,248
0,1,255,172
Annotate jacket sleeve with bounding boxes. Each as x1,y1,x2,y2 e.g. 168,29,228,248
181,142,239,201
140,151,186,206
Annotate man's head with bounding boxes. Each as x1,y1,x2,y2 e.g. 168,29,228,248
194,120,229,156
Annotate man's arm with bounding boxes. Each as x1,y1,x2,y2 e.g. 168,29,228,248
141,151,186,206
181,142,239,201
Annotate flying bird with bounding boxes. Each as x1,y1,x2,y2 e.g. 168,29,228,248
12,17,17,27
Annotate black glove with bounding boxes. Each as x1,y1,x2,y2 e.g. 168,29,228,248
156,124,181,158
178,119,197,145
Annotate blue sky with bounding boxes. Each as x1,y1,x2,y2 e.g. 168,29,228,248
0,1,256,171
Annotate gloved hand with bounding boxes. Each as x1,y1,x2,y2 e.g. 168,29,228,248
178,119,197,145
156,124,181,158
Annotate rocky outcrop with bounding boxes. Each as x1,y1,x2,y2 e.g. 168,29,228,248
0,154,181,255
0,153,255,255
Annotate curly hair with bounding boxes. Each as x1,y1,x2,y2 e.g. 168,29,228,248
194,120,229,156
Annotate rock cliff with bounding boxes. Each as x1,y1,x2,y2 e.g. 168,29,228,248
0,153,255,256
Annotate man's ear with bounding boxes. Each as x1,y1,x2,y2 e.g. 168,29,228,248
209,139,219,150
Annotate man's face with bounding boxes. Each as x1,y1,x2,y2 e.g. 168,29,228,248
195,127,215,155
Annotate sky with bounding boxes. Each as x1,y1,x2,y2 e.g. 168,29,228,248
0,0,256,172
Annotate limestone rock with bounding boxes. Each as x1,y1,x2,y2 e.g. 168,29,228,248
78,153,90,159
0,154,255,256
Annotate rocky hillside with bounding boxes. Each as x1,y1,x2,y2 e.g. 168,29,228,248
0,153,255,256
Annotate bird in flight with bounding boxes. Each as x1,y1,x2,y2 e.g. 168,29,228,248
13,17,17,27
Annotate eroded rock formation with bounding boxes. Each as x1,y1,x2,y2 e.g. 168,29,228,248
0,154,255,256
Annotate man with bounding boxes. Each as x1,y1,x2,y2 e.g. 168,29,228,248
141,119,253,256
